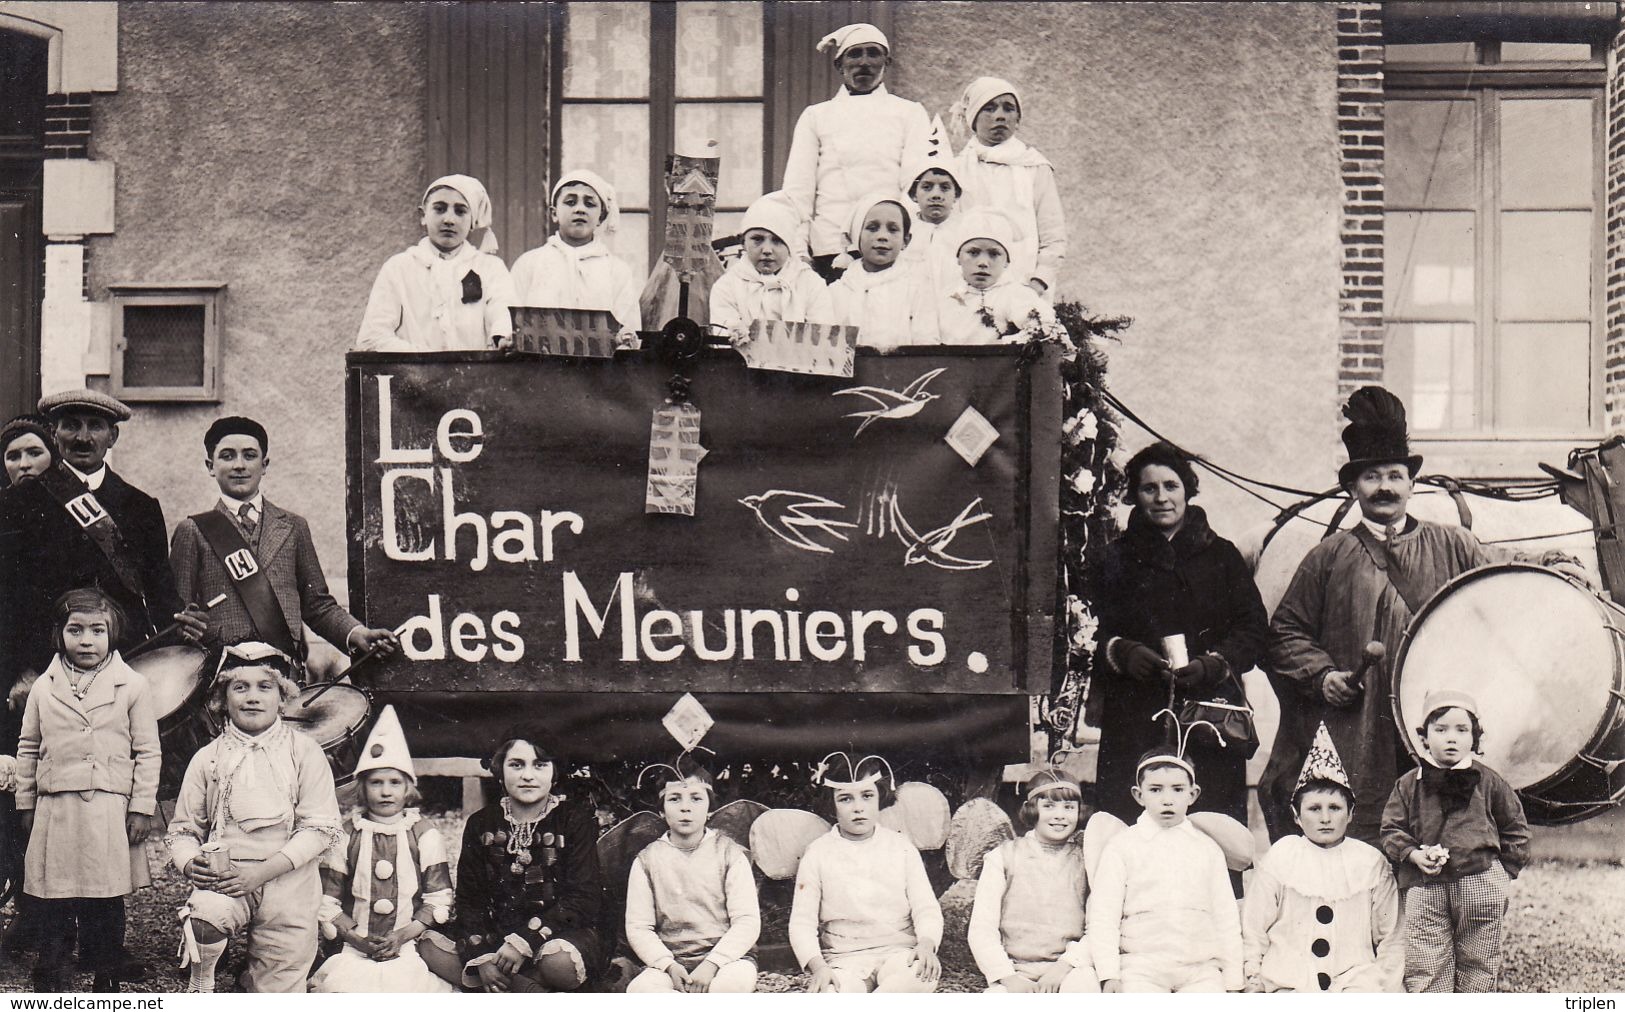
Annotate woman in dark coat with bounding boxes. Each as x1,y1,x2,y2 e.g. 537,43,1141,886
1089,442,1269,825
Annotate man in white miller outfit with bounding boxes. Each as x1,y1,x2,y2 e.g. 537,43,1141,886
781,23,931,282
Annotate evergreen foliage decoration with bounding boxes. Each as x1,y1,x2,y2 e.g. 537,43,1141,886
1042,301,1131,751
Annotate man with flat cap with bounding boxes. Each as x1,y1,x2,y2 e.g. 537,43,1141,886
169,416,398,671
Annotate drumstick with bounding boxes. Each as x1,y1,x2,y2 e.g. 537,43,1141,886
1351,640,1385,691
302,621,409,704
124,593,229,659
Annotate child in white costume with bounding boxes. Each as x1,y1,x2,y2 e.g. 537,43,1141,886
781,23,930,272
311,706,456,993
968,770,1098,993
937,209,1057,345
790,753,942,993
166,643,344,993
510,169,644,347
625,754,761,993
1089,750,1243,993
356,173,516,352
825,195,938,348
900,155,966,299
1243,723,1402,993
953,77,1067,298
709,191,831,341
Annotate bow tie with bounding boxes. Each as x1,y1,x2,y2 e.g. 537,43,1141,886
1421,764,1480,814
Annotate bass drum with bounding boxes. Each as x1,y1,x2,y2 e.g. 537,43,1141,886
286,683,372,786
128,644,218,798
1393,563,1625,824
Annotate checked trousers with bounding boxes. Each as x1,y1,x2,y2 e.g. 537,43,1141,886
1402,861,1509,993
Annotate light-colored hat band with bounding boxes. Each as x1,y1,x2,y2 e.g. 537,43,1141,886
1135,753,1195,778
1026,777,1078,798
821,771,885,792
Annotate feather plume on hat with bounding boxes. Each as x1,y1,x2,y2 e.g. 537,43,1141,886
1338,385,1423,487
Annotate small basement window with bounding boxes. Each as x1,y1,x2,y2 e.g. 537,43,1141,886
108,282,224,401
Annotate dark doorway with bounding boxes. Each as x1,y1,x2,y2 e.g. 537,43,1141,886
0,29,47,421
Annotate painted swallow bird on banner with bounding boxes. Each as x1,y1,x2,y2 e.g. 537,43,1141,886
833,367,946,437
737,490,859,554
861,481,994,571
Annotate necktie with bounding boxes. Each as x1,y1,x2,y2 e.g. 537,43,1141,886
238,501,258,538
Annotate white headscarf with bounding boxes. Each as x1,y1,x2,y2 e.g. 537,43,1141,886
948,207,1023,260
422,174,499,253
845,191,913,256
552,168,622,244
741,190,802,248
904,155,964,200
816,22,888,59
956,76,1022,136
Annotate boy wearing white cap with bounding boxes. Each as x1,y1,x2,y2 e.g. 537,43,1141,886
782,23,931,281
789,753,941,993
900,156,966,298
356,174,517,352
953,77,1067,299
709,191,831,343
510,169,645,348
824,194,939,348
1244,723,1402,992
310,705,457,993
937,208,1057,344
1380,690,1530,993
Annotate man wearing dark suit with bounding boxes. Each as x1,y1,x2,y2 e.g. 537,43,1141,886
167,416,398,664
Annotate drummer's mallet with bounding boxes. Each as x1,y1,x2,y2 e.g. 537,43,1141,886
1351,640,1386,692
301,621,410,705
123,593,229,659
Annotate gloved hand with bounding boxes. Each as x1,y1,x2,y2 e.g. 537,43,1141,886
1114,639,1169,682
1171,653,1226,693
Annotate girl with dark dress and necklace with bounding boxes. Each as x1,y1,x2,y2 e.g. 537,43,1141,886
446,729,604,992
1089,442,1269,827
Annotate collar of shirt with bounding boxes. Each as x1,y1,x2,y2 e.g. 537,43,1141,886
545,234,609,262
1360,514,1415,541
835,83,891,101
409,236,479,268
1133,810,1201,836
220,491,264,516
64,461,106,490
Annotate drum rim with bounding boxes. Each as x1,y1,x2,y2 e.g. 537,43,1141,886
1391,561,1622,797
289,682,373,748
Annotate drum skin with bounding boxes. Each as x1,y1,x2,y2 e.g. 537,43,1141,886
1394,564,1625,825
128,644,216,799
286,683,372,785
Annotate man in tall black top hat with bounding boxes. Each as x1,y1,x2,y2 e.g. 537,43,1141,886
1259,387,1572,845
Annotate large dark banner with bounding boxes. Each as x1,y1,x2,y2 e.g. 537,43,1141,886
345,346,1061,758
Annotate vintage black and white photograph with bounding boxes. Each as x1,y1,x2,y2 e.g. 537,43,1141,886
0,0,1622,997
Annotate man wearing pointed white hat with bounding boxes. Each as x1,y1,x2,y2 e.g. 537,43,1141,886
782,23,931,282
311,705,458,992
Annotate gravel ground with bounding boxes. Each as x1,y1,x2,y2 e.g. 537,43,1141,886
3,813,1621,993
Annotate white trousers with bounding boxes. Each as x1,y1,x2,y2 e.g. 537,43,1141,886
827,949,937,993
627,957,757,993
183,859,322,993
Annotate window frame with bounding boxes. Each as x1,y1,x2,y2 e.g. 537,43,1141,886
1383,42,1606,468
107,281,225,403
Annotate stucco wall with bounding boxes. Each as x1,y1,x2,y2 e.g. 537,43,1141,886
89,2,427,604
895,1,1343,537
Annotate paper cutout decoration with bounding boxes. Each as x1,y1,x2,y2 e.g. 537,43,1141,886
646,402,707,515
945,406,999,466
662,692,714,752
742,320,859,378
510,307,620,358
662,153,721,278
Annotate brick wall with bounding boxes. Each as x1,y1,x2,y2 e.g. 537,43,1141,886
43,93,94,300
1337,2,1384,402
1607,27,1625,431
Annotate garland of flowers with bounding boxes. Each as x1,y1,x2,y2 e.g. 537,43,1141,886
1041,301,1131,752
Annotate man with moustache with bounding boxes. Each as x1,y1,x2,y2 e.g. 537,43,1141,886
1259,387,1581,846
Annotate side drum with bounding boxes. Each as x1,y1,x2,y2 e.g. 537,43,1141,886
285,683,372,786
128,644,217,799
1393,563,1625,824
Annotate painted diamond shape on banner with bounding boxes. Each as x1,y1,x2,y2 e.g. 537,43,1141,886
945,406,999,466
662,692,714,752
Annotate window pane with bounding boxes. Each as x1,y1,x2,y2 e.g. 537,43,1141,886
1386,42,1477,63
676,103,763,207
1500,42,1596,63
565,2,649,98
1499,211,1592,320
1500,98,1594,209
1389,322,1476,431
123,305,205,387
711,210,745,244
1385,100,1476,209
1385,211,1475,318
676,2,763,98
1497,322,1591,430
612,210,651,288
562,104,650,210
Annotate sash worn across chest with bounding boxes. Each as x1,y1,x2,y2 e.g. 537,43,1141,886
35,464,146,601
190,508,301,657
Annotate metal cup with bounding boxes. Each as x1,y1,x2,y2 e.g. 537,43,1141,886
1161,634,1189,669
201,841,232,874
